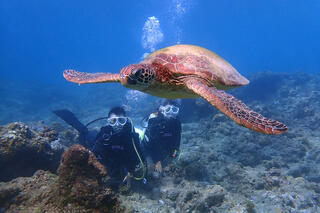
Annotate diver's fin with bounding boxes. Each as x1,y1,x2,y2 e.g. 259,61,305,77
53,109,88,133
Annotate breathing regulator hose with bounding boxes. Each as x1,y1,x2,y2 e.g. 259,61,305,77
128,117,146,181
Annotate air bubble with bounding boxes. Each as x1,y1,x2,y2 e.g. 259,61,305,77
141,16,164,52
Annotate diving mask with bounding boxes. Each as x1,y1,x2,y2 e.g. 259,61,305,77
160,105,179,117
107,116,128,126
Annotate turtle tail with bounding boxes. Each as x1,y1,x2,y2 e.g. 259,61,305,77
63,69,121,84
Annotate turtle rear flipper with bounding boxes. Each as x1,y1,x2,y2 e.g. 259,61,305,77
63,69,121,84
185,78,288,135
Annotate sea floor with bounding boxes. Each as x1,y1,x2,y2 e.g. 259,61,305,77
0,71,319,212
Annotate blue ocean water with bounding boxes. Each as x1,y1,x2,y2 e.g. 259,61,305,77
1,1,320,212
1,0,319,83
0,0,319,124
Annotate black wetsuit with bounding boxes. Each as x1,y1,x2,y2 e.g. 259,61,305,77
93,123,143,178
142,112,181,163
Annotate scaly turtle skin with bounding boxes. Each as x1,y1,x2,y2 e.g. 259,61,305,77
64,44,288,134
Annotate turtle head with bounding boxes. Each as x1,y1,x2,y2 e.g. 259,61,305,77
120,64,155,90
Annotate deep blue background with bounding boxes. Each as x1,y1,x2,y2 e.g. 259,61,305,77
1,0,320,84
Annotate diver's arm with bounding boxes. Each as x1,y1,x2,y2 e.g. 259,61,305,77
141,117,156,150
94,127,105,143
143,114,164,162
122,132,141,173
146,116,162,145
92,126,111,156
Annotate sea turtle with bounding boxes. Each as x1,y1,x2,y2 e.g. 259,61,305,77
63,44,287,135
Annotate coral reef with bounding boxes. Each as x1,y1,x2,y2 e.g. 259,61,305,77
0,170,57,213
0,122,64,181
118,72,320,212
0,145,122,213
0,71,320,212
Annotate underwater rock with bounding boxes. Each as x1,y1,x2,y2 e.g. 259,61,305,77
202,185,226,207
58,127,80,147
0,122,64,181
287,165,310,178
55,144,119,212
184,163,207,181
183,184,226,212
184,190,197,202
0,145,122,213
166,190,180,201
0,170,57,212
150,187,161,200
306,149,320,163
306,175,320,183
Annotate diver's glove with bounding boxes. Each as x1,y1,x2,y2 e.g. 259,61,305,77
172,149,182,160
155,161,163,173
172,149,178,158
123,172,131,183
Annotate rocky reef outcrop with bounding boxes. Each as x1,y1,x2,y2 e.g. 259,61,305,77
55,144,120,212
0,144,122,213
0,170,57,212
0,122,64,181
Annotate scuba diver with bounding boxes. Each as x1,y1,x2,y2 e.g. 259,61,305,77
53,107,146,185
92,106,146,184
140,99,182,174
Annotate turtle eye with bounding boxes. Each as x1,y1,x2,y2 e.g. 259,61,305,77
134,69,143,77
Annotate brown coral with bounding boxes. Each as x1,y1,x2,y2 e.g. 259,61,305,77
55,144,120,212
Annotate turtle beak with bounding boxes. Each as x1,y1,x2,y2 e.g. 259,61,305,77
120,75,137,87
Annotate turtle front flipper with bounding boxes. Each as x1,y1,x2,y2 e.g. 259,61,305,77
63,70,121,84
185,78,288,135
